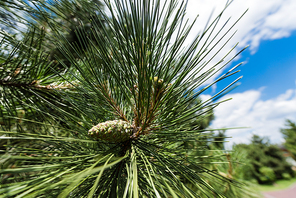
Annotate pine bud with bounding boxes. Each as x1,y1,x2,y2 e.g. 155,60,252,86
88,120,133,143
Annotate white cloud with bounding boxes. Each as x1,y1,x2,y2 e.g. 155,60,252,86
177,0,296,104
186,0,296,52
209,88,296,148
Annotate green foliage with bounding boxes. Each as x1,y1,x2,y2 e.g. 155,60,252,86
211,130,226,150
259,167,276,184
281,119,296,160
0,0,251,197
234,135,294,184
185,139,261,197
0,0,105,69
282,172,292,180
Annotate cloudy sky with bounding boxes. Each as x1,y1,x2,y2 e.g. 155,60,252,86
183,0,296,147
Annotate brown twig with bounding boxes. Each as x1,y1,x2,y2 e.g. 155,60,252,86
100,83,129,122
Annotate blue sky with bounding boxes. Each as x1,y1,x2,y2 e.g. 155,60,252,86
217,31,296,101
183,0,296,147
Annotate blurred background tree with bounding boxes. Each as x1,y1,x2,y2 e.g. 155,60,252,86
234,135,294,184
281,119,296,161
0,0,105,69
211,130,226,150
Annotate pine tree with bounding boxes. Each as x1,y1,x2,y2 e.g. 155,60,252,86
281,119,296,161
0,0,250,197
235,135,294,184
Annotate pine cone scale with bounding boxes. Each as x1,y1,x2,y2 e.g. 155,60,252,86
88,120,133,143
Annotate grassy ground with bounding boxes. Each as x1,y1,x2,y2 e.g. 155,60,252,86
255,177,296,192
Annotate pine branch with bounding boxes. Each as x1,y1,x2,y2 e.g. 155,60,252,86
0,0,257,197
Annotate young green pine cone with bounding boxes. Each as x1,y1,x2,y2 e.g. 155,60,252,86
88,120,133,143
151,76,163,88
